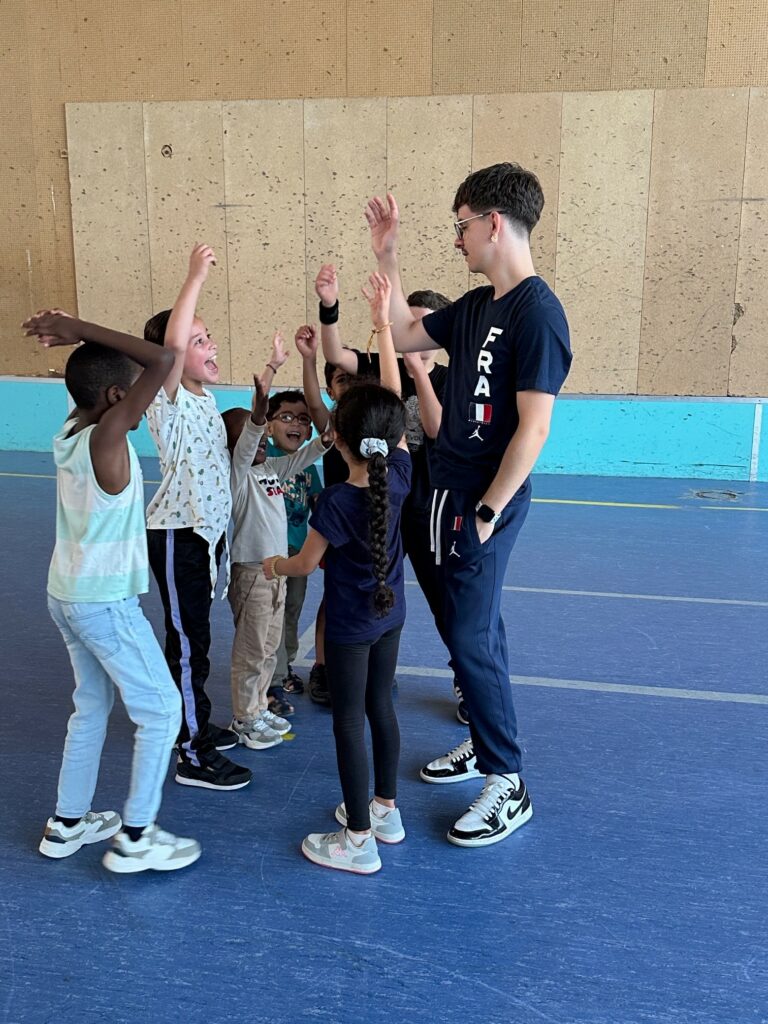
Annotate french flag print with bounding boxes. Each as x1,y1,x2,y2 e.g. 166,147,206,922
452,516,463,532
468,402,493,424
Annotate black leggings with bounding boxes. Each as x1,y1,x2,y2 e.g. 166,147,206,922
325,626,402,832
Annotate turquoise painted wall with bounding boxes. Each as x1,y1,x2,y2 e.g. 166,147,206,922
1,379,765,481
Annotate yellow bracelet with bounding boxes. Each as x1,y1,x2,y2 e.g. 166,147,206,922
366,322,394,353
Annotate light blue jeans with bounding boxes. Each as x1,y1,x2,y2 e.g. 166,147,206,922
48,595,181,827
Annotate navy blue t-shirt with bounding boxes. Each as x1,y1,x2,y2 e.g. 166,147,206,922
423,277,571,493
310,448,411,645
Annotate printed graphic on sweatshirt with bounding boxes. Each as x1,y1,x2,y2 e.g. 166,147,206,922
467,326,503,441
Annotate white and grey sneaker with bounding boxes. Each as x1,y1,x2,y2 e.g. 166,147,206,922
260,708,291,735
102,824,201,873
301,828,382,874
420,738,481,784
334,801,405,844
39,810,122,859
447,774,533,847
231,717,283,750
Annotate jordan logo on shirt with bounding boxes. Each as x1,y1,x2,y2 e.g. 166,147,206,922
467,327,502,440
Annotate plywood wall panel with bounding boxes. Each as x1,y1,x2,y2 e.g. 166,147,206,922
143,102,231,380
611,0,708,89
520,0,614,92
386,96,472,313
639,89,749,396
347,0,432,97
304,99,387,353
556,91,653,394
181,0,347,100
705,0,768,87
729,88,768,396
472,93,562,288
433,0,522,95
66,103,152,336
223,100,306,385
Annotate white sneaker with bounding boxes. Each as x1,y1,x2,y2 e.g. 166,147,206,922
102,824,201,873
39,810,122,859
231,717,283,750
419,738,482,784
447,774,533,847
335,801,405,844
301,828,381,874
260,708,291,735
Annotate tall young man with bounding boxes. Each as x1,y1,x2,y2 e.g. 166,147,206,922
365,162,572,847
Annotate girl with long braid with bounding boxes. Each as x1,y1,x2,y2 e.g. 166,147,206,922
264,273,410,874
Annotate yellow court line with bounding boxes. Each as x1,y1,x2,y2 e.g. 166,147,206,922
2,471,768,513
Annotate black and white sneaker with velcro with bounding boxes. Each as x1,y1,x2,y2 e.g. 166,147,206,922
447,774,533,847
419,738,482,784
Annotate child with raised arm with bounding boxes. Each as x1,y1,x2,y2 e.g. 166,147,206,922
27,310,200,874
221,336,332,750
143,244,286,791
267,324,329,712
263,273,410,875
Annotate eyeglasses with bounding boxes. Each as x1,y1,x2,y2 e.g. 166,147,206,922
453,211,491,239
271,412,311,426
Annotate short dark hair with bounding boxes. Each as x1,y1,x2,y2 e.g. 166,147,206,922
452,162,544,237
406,290,451,311
221,407,250,453
268,389,307,419
64,343,139,410
144,309,172,345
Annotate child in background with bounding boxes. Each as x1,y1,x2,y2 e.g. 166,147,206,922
267,325,330,713
144,243,285,790
222,351,332,751
263,273,409,875
28,310,200,874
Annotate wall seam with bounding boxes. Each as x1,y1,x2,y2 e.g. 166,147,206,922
728,86,751,397
636,88,657,395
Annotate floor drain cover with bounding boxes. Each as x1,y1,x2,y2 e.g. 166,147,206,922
694,490,740,501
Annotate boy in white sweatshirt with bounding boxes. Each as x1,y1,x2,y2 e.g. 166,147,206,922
222,375,331,750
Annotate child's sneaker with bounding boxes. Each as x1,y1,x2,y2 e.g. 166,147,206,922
206,722,238,751
102,824,201,873
175,748,252,790
419,738,482,784
334,801,405,844
282,666,304,694
308,663,331,706
260,708,291,735
267,685,294,717
231,716,283,750
301,828,381,874
39,810,122,859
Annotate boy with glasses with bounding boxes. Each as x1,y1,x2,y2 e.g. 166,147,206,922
365,162,572,848
222,329,332,750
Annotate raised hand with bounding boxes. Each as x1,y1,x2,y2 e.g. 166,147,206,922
188,243,216,283
361,271,392,326
364,193,399,260
270,329,289,369
295,324,319,359
22,310,82,348
403,350,426,377
315,264,339,308
251,373,269,425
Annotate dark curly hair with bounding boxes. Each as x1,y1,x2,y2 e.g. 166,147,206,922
65,343,138,410
333,382,406,617
452,161,544,237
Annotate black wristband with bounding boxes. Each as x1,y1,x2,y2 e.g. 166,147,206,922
319,300,339,325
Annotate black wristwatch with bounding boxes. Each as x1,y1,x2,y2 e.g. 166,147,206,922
475,501,501,526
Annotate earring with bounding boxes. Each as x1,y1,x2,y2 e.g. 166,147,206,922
491,234,498,243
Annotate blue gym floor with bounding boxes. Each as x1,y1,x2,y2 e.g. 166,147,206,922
1,450,767,1024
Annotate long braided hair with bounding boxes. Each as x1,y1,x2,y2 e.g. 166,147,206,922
333,382,406,617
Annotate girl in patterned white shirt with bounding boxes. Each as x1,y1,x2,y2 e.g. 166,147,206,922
143,243,286,792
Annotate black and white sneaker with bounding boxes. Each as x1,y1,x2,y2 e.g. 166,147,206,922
419,738,482,784
447,774,532,847
175,749,252,790
453,681,469,726
206,722,238,751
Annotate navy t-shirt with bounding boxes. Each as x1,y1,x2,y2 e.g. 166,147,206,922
310,448,412,645
423,277,571,494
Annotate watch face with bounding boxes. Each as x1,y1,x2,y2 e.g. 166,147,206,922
476,503,495,523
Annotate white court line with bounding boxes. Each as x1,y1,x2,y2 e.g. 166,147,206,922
404,580,768,608
750,403,763,483
292,656,768,705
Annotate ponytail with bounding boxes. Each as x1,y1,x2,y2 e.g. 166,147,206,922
366,451,394,616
